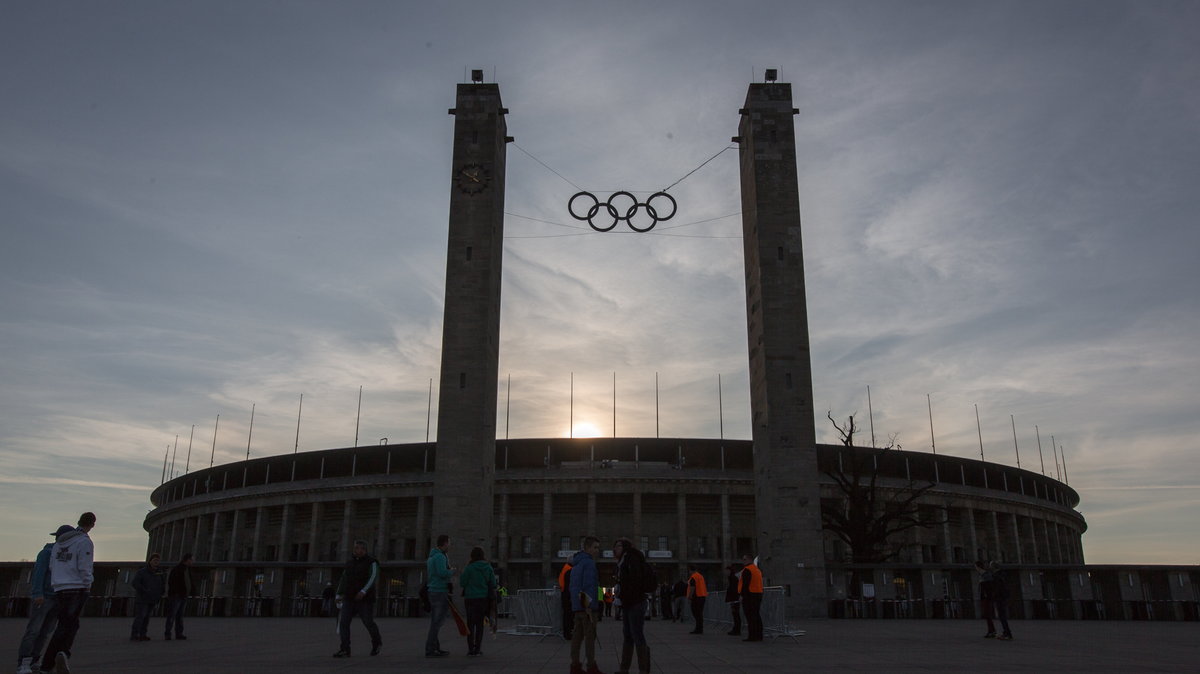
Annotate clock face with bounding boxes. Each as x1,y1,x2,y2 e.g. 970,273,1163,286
456,163,490,194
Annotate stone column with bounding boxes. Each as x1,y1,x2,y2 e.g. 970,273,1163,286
340,499,356,560
228,509,243,561
207,511,223,562
1025,515,1039,563
587,492,597,536
939,502,954,563
307,502,323,563
1009,512,1022,563
278,504,292,562
250,506,265,561
416,496,429,555
720,493,732,562
541,493,552,581
191,514,207,560
965,508,979,560
376,497,390,560
166,520,179,561
632,492,642,543
677,492,688,574
1041,519,1054,564
497,493,510,568
989,511,1002,562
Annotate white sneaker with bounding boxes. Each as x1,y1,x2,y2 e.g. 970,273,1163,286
16,656,33,674
54,652,70,674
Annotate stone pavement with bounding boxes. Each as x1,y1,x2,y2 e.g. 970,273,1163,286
4,616,1196,673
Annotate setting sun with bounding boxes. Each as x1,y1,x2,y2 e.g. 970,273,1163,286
571,421,602,438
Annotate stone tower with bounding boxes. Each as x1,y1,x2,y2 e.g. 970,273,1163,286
735,79,827,617
431,81,509,552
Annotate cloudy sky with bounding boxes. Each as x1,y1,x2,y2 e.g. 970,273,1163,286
2,1,1197,565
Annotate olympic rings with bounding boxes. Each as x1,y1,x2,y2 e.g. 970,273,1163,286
567,191,677,232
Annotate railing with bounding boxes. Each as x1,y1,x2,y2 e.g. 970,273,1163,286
509,588,560,636
702,587,804,639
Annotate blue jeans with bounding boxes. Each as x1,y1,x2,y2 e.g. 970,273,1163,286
425,591,449,654
621,598,646,647
131,602,155,638
17,595,57,662
164,597,186,637
338,598,382,651
40,589,89,671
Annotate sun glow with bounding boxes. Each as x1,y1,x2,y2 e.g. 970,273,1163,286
571,421,602,438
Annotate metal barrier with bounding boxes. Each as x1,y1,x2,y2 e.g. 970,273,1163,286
702,587,804,640
507,588,560,637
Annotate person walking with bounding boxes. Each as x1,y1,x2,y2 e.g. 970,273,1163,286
724,563,743,636
686,564,708,634
130,553,164,642
739,553,764,642
320,582,335,617
164,553,193,640
425,534,455,657
603,589,613,617
989,561,1014,640
613,537,653,674
459,546,496,657
558,560,574,640
15,526,68,674
332,540,382,658
567,536,605,674
40,511,97,674
671,579,687,623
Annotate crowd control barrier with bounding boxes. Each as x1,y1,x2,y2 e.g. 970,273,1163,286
508,588,560,638
702,586,805,640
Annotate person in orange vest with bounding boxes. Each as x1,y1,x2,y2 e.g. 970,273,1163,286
739,554,764,641
686,564,708,634
603,588,614,617
559,561,574,640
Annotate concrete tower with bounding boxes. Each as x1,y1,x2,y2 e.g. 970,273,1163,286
431,80,509,551
735,79,827,617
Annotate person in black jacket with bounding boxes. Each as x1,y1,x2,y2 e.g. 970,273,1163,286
724,563,743,636
988,561,1014,640
613,538,651,674
130,554,164,641
164,553,193,640
332,541,382,658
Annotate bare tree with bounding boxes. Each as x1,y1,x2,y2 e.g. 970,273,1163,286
822,411,945,571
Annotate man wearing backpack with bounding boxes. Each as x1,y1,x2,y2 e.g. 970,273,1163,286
613,538,652,674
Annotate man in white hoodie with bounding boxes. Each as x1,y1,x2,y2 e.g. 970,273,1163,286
39,512,96,674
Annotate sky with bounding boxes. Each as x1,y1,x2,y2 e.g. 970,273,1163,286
2,0,1197,565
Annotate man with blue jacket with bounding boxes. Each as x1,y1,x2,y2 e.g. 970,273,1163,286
424,534,455,657
15,525,69,674
568,536,604,674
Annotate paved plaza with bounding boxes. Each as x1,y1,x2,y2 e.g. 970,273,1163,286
4,616,1197,673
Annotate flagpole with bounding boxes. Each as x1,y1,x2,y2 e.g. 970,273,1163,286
184,425,194,473
927,394,936,455
1010,415,1021,468
161,447,169,484
505,373,511,441
425,379,432,444
246,403,256,460
169,435,179,479
975,404,985,462
718,374,724,441
1035,425,1046,475
570,372,574,439
294,394,303,454
354,386,362,447
209,414,220,468
867,385,876,448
